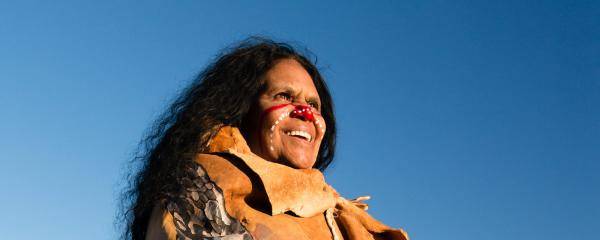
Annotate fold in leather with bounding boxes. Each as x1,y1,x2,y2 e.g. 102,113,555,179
207,126,337,218
205,126,409,240
226,148,337,218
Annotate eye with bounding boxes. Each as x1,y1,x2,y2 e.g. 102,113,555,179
275,92,293,102
308,100,320,111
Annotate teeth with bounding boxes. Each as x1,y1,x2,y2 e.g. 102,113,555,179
286,130,312,141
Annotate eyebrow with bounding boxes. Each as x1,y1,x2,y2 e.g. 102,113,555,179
269,85,320,104
278,86,296,94
266,83,295,95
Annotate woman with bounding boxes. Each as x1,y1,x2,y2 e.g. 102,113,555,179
122,38,409,240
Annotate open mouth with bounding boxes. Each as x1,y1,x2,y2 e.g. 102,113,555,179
285,130,312,142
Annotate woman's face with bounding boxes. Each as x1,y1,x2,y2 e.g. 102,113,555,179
245,59,326,169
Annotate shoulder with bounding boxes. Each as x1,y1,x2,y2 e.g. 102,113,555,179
146,158,252,240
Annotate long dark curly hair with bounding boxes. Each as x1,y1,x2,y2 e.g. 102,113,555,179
120,37,336,240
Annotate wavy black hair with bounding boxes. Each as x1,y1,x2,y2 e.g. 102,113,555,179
120,37,336,240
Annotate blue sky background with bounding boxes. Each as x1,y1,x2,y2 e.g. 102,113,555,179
1,1,598,239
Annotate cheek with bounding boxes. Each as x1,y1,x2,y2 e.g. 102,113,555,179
314,117,326,139
268,111,290,131
262,109,291,152
260,104,292,135
260,103,291,123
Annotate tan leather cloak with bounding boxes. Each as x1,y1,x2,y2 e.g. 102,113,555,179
147,126,408,240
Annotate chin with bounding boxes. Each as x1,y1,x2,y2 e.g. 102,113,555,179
286,156,316,169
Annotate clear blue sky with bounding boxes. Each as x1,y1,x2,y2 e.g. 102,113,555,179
1,1,598,239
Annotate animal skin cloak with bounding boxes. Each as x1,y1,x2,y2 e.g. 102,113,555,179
146,126,409,240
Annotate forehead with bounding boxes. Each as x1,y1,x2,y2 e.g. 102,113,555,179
264,59,319,96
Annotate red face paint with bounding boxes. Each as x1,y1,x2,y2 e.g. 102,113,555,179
260,103,292,121
290,105,316,122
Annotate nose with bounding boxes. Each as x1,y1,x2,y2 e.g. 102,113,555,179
289,104,315,122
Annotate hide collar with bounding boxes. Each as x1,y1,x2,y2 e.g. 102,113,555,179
206,126,337,218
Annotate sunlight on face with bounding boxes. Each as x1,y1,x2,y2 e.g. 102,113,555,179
245,59,326,169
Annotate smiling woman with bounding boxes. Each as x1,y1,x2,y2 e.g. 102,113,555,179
243,59,326,170
121,37,409,240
